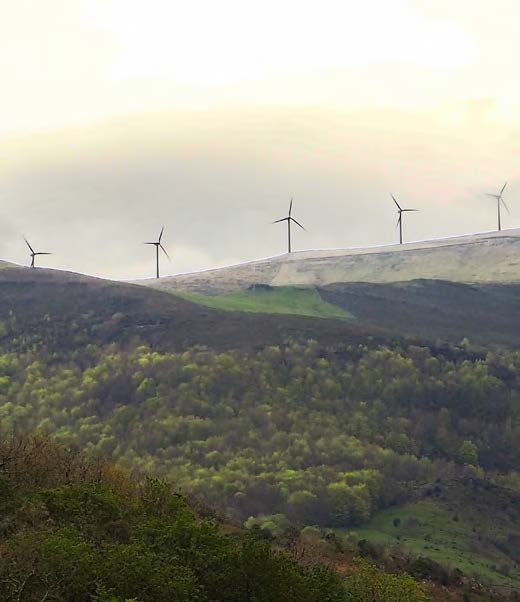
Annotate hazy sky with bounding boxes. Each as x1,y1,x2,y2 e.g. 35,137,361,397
1,0,520,279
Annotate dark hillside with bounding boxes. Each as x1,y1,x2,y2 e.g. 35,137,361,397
1,267,519,596
4,267,520,354
0,266,391,353
320,280,520,347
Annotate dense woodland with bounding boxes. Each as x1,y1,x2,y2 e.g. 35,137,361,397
0,432,431,601
0,340,517,531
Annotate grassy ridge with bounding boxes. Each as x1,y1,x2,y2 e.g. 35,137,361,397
174,286,352,320
354,499,520,590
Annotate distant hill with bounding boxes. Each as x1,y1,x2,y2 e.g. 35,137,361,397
1,257,519,597
2,255,520,352
319,280,520,347
167,280,520,347
125,229,520,347
136,229,520,295
0,260,25,270
0,264,390,353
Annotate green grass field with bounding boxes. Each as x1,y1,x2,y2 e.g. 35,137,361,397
352,500,520,591
175,286,352,320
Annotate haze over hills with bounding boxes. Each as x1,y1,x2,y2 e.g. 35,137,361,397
136,228,520,295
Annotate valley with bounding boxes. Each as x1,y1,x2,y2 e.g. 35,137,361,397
0,235,519,599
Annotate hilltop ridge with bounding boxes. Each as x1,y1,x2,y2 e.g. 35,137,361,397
136,228,520,295
3,229,520,349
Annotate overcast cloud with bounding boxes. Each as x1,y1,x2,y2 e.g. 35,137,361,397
1,1,519,279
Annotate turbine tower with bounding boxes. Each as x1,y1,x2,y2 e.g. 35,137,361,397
485,182,509,231
392,194,418,245
145,226,170,279
272,198,306,253
24,237,52,268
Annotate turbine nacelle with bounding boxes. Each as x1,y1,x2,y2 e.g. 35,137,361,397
391,194,418,244
145,226,170,278
272,198,306,253
24,237,52,268
485,182,509,231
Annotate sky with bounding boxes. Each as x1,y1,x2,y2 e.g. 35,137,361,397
1,0,520,279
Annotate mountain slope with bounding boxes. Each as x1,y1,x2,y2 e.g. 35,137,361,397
319,280,520,346
0,264,389,353
167,280,520,347
175,285,352,320
0,263,518,595
1,432,428,602
0,343,517,595
3,253,520,351
129,229,520,347
137,229,520,295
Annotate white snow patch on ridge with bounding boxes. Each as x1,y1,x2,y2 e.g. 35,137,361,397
134,228,520,294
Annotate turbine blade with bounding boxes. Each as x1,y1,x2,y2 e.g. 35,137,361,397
391,194,402,211
502,198,511,214
290,217,306,231
485,194,500,199
402,209,419,212
24,237,35,254
159,226,165,242
144,242,156,245
396,216,401,229
35,252,52,256
289,198,293,216
272,218,288,224
501,181,508,195
160,244,170,260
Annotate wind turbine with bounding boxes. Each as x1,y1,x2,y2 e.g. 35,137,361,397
145,226,170,279
24,237,52,268
485,182,509,231
392,194,418,245
272,198,306,253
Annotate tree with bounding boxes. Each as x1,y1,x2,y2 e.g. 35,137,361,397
457,440,479,466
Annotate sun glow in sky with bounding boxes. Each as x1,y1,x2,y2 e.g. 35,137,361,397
91,0,476,82
0,0,501,133
1,1,520,278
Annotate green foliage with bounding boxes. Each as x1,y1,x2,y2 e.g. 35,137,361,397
0,341,517,533
457,440,479,466
244,513,291,537
355,499,520,589
0,434,370,601
0,340,518,592
175,286,352,320
42,484,123,527
344,560,428,602
327,482,372,526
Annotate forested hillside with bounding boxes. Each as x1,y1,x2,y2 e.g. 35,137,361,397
0,432,433,601
0,340,518,594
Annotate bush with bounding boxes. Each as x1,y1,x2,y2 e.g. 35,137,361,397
344,560,428,602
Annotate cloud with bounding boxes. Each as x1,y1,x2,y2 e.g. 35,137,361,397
92,0,476,84
0,104,518,279
0,0,485,134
